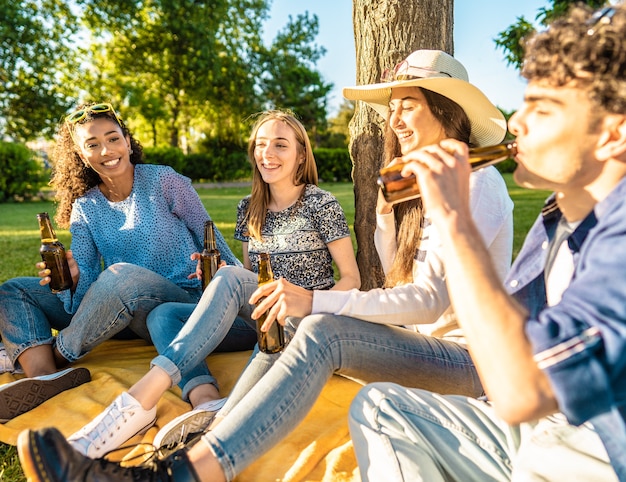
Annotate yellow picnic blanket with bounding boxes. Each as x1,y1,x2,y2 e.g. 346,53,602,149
0,340,362,481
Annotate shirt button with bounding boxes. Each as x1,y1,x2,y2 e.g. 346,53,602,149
542,241,549,249
509,279,519,288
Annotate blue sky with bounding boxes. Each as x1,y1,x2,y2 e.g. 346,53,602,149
263,0,551,115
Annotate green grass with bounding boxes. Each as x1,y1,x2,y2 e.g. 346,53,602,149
0,182,358,284
0,177,549,480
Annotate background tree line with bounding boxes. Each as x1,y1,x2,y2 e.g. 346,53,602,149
0,0,344,150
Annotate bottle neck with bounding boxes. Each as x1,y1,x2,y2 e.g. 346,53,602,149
258,254,274,283
38,214,58,243
468,141,517,171
204,222,217,250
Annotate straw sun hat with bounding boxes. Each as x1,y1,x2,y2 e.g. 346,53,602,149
343,50,506,147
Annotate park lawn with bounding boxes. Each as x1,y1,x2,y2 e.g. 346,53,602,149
0,183,354,284
0,177,550,480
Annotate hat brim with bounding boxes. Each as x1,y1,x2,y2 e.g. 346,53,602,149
343,77,506,147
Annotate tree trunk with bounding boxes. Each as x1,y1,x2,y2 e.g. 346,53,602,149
350,0,454,289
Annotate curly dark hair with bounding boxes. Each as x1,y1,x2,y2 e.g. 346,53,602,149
522,4,626,115
50,102,144,228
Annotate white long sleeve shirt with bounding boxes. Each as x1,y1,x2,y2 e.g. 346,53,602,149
311,166,514,344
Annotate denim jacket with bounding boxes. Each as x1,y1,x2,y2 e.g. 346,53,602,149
504,178,626,479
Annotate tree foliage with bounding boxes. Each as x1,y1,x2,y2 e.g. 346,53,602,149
257,12,333,139
495,0,607,70
0,0,80,141
1,0,332,148
74,0,269,147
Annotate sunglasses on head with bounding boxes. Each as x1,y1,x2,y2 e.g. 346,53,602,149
65,103,123,126
586,6,616,36
380,60,453,83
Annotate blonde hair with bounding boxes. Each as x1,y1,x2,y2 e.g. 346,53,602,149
245,110,318,240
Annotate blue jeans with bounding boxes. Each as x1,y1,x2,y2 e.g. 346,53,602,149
202,313,482,480
0,263,201,364
348,383,617,482
148,265,258,401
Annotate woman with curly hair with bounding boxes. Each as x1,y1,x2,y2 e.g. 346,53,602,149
0,102,240,422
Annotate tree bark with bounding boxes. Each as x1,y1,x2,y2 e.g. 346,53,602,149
350,0,454,289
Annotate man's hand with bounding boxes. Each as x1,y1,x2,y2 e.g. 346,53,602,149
249,278,314,331
399,139,472,225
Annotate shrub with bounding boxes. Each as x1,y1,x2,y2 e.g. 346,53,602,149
143,147,185,173
188,138,250,182
207,150,251,181
183,152,213,181
186,151,250,182
313,148,353,182
0,142,47,202
143,144,355,183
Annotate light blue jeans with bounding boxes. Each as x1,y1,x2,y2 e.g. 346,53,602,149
202,313,483,480
0,263,201,365
348,383,618,482
148,265,258,401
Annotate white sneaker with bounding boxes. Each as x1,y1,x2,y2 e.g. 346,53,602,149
0,342,23,374
152,398,226,451
68,392,157,458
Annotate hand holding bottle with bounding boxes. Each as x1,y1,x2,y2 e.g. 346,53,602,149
378,140,516,204
37,249,78,291
253,253,286,353
36,212,74,292
249,278,314,329
188,253,226,281
397,139,476,224
376,184,394,215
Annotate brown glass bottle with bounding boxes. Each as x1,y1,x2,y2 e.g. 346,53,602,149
377,141,518,204
200,220,221,291
255,252,285,354
37,212,72,293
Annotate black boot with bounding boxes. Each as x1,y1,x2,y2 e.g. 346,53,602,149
17,427,201,482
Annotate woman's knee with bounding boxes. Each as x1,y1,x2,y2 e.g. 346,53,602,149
102,262,148,279
146,302,193,333
213,265,252,287
296,313,340,341
95,263,167,297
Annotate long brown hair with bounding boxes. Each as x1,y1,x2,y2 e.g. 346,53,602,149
50,102,143,228
245,110,318,240
383,87,471,287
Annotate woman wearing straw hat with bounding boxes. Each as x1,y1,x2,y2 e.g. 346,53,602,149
15,50,514,482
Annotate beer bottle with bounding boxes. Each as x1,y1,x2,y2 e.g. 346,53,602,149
200,220,220,291
37,212,72,292
377,141,518,204
255,252,285,354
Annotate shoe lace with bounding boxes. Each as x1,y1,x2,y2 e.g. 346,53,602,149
91,444,171,481
79,401,142,451
106,443,192,481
